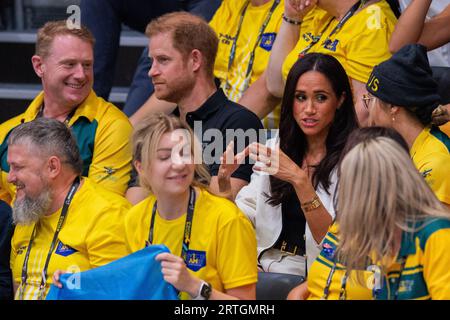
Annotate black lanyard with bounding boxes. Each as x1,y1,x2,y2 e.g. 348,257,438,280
148,187,196,263
299,0,367,58
321,261,348,300
390,257,407,300
224,0,280,93
18,176,80,300
36,104,76,125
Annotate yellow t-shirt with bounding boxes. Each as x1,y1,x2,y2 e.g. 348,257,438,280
10,178,130,300
0,90,132,204
124,188,257,299
307,223,374,300
282,1,397,83
410,126,450,205
210,0,283,129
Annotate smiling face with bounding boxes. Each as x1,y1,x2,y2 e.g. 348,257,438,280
7,143,53,224
292,71,343,138
33,35,93,110
148,32,195,104
137,129,195,198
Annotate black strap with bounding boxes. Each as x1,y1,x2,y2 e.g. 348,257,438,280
19,176,80,300
224,0,280,93
321,261,348,300
392,257,407,300
36,104,77,125
148,187,196,263
299,0,367,57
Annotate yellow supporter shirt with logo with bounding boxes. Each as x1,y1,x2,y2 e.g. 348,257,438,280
410,126,450,205
209,0,283,129
10,178,130,300
282,1,396,83
307,223,374,300
124,187,257,299
0,90,133,204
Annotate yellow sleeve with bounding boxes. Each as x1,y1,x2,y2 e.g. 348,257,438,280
84,201,131,268
420,154,450,205
344,8,395,83
9,234,16,273
89,109,133,196
422,229,450,299
216,213,258,290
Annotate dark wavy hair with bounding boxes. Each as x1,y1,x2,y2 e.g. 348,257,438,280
267,53,358,206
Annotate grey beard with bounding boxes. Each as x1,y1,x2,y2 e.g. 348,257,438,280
12,189,53,225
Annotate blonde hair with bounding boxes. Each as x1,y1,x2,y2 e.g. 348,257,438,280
337,137,450,275
145,12,218,78
132,113,210,193
36,20,95,58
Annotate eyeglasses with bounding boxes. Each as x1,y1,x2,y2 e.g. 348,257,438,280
362,93,374,110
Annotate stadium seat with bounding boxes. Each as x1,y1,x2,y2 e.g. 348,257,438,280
256,272,305,300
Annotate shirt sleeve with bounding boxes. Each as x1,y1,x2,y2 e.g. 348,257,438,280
209,109,263,182
89,109,133,196
85,201,131,268
419,153,450,205
216,211,258,290
422,228,450,299
344,8,395,83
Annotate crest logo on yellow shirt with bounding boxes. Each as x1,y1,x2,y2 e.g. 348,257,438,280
421,169,432,179
260,33,276,51
55,241,78,257
186,250,206,272
323,39,339,52
17,246,27,255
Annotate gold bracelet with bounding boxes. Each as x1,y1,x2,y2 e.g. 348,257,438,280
301,195,322,212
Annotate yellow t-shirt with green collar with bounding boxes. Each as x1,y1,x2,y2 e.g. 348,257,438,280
0,90,132,204
10,178,130,300
410,126,450,205
307,223,374,300
282,1,397,83
209,0,284,129
124,187,258,299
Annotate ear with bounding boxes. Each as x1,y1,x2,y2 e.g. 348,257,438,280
390,105,400,115
190,49,202,73
134,160,143,177
31,55,45,78
47,156,62,179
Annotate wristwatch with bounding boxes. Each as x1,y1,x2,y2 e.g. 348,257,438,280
193,281,212,300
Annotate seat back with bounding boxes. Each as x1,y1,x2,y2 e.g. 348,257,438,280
256,272,305,300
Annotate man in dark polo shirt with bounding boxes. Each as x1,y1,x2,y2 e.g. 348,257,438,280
126,12,263,204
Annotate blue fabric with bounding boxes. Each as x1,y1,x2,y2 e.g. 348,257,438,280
46,245,179,300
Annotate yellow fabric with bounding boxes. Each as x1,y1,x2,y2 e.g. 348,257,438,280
307,223,373,300
282,2,397,83
410,126,450,205
440,122,450,137
0,90,132,203
379,220,450,299
10,178,130,300
124,188,257,299
210,0,283,129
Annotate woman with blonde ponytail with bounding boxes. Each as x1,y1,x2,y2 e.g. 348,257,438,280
337,137,450,300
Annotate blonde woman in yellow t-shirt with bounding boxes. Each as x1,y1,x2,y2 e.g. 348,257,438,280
124,113,257,300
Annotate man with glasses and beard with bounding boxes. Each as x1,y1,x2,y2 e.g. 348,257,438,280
7,118,130,300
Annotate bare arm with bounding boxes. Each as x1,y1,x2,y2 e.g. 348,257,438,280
390,1,450,52
129,94,176,127
266,0,316,97
239,71,282,119
287,281,310,300
389,0,432,53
